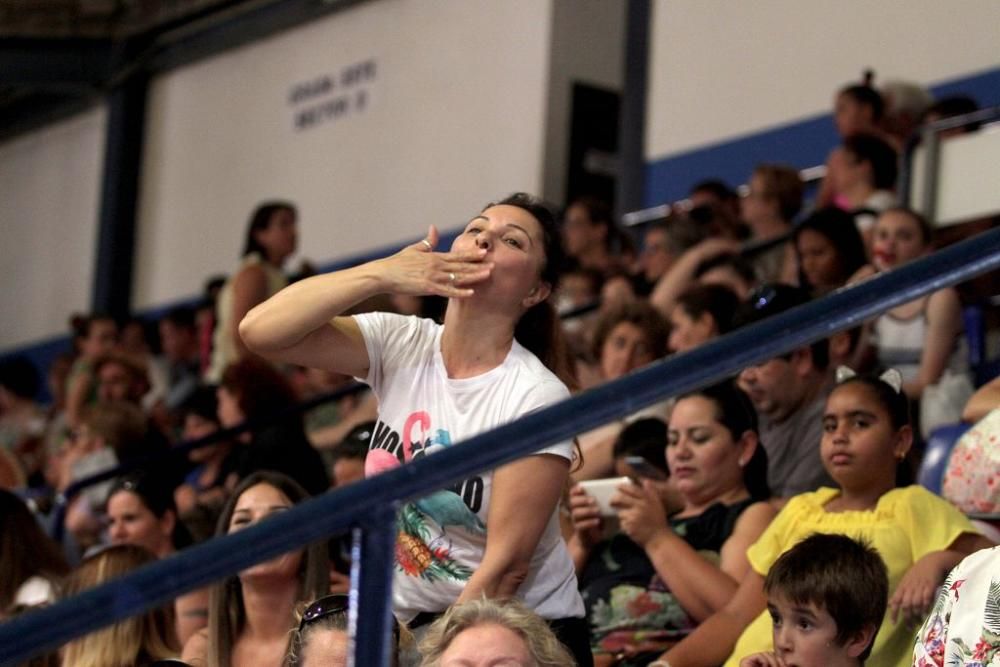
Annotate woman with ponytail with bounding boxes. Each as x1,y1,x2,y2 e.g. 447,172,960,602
239,193,590,665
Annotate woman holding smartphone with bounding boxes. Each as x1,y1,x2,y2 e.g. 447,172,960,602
568,380,775,666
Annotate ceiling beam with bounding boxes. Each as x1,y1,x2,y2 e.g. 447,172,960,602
0,37,114,88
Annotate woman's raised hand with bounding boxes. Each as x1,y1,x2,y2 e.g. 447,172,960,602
568,484,604,548
375,225,493,298
612,479,669,548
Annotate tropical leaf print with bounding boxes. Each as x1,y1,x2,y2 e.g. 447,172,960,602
394,502,473,582
984,580,1000,633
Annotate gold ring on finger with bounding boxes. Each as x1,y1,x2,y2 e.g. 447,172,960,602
449,272,456,284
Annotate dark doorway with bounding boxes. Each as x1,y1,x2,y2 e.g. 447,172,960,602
565,83,620,208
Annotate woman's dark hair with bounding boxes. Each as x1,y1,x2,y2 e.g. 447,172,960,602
842,133,898,190
752,164,804,223
689,179,739,207
838,83,884,123
107,471,193,550
242,201,297,258
612,418,667,473
0,356,41,400
675,284,740,336
161,305,197,331
567,196,612,246
179,385,221,425
72,313,117,341
922,95,980,129
489,193,578,389
678,379,770,501
0,489,70,609
207,471,329,667
590,301,669,364
793,207,868,289
566,195,634,258
220,357,300,421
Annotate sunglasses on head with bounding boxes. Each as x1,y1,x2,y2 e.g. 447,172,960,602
299,594,349,631
748,284,779,311
298,593,401,643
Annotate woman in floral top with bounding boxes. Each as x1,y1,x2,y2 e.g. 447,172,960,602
913,544,1000,667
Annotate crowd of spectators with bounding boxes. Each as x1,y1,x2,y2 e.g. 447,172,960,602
0,74,997,667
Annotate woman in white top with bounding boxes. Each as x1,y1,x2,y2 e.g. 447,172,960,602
240,193,590,665
207,201,298,382
856,207,970,436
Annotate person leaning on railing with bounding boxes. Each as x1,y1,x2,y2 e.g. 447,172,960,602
239,193,591,666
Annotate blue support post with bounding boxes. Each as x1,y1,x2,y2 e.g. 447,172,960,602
349,506,398,667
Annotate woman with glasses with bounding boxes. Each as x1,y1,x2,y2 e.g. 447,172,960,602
181,471,329,667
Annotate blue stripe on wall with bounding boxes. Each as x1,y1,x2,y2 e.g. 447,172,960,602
643,66,1000,207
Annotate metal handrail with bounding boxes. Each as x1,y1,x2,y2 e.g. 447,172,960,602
3,226,1000,666
620,164,827,228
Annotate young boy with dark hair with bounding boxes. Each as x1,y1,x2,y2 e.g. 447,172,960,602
740,533,888,667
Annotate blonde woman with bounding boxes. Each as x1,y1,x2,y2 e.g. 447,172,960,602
419,598,575,667
60,545,177,667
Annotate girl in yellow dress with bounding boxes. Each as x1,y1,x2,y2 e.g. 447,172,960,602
655,368,994,667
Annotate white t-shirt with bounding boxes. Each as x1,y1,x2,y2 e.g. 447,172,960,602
355,312,584,623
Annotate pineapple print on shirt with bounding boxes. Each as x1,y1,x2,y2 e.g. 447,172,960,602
366,410,487,583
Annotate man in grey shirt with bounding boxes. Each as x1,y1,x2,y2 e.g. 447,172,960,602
735,285,835,497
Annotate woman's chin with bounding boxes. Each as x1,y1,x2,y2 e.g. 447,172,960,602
239,553,301,581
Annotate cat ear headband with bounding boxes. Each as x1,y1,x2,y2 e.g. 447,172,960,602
835,366,903,394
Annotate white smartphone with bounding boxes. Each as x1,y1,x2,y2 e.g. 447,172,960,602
578,476,633,517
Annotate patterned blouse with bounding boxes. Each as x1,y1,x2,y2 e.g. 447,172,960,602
913,545,1000,666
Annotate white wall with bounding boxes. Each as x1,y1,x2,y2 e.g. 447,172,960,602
542,0,625,206
0,107,106,349
646,0,1000,160
910,123,1000,225
134,0,554,308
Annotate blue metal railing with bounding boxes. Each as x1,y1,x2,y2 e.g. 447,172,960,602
2,226,1000,666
